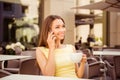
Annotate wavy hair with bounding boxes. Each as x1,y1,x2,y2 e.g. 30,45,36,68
38,15,65,47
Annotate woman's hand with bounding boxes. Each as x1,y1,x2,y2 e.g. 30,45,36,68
76,54,87,78
47,31,56,50
81,54,87,63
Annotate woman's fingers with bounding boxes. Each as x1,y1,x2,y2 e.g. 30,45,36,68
52,36,56,40
47,32,56,48
48,32,56,40
81,54,87,63
48,32,53,39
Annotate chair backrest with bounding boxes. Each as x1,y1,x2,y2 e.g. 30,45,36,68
7,60,20,68
19,58,41,75
0,47,3,54
84,58,105,79
114,56,120,78
87,57,97,64
0,62,2,69
88,62,103,79
104,60,116,80
19,50,42,75
20,50,36,61
21,50,36,58
102,55,114,65
102,48,119,65
82,49,93,58
0,69,11,78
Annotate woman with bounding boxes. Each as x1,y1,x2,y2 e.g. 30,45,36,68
36,15,87,78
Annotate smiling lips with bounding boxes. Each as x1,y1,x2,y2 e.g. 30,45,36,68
59,33,65,38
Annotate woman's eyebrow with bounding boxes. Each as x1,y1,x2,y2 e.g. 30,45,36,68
56,23,65,26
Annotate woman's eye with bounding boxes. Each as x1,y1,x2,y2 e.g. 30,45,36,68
55,26,60,28
55,25,65,29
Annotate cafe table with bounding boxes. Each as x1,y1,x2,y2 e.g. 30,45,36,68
0,55,31,69
93,50,120,63
93,50,120,79
93,51,120,56
0,74,94,80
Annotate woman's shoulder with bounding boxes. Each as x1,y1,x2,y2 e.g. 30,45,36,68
36,46,47,49
64,44,75,49
36,47,42,51
36,46,48,52
36,46,49,57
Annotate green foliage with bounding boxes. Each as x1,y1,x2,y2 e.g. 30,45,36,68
6,49,15,55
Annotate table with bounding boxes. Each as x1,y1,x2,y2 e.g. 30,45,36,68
93,51,120,80
93,50,120,62
0,55,31,61
0,74,93,80
93,51,120,56
0,55,31,69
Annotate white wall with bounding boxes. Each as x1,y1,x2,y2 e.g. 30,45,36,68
116,13,120,45
110,12,120,47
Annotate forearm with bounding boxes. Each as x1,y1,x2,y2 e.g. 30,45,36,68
77,62,86,78
43,49,56,76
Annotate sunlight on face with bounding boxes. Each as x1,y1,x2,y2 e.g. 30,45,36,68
51,19,66,40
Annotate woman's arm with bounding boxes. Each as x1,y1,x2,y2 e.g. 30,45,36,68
36,47,56,76
36,31,57,76
72,45,87,78
76,55,87,78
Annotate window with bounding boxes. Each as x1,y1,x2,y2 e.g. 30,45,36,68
21,6,28,14
3,2,13,11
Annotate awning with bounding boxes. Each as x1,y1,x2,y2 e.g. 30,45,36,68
75,14,95,25
72,0,120,12
75,13,95,19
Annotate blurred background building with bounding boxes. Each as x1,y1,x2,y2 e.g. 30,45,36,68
0,0,120,49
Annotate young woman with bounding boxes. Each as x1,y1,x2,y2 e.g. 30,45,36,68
36,15,87,78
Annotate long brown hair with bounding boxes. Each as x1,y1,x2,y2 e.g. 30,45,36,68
38,15,65,47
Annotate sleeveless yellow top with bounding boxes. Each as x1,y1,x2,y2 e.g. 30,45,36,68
39,44,78,78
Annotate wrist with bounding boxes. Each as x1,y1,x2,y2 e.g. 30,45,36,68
81,60,86,64
81,61,86,63
49,49,55,54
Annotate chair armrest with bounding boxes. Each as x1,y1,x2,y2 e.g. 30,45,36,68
87,61,104,78
0,69,12,78
104,60,116,80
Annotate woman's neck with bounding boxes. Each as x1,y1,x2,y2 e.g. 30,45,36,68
55,40,62,48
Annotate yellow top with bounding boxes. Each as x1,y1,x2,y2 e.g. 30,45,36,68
39,44,78,78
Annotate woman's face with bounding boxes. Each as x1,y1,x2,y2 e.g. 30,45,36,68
51,19,66,40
